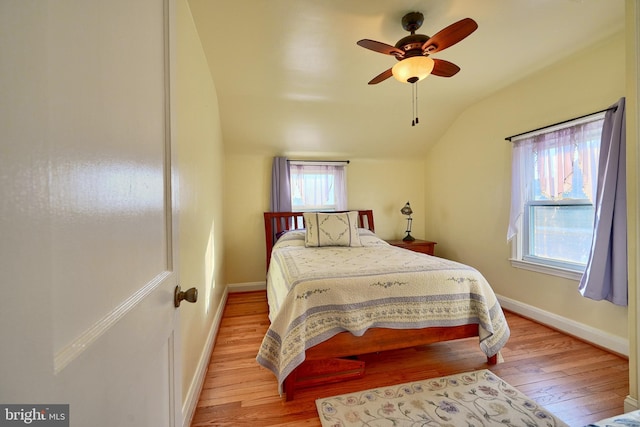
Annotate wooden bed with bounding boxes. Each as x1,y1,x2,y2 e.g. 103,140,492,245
262,210,499,401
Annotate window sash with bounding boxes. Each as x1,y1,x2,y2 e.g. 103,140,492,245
522,200,594,271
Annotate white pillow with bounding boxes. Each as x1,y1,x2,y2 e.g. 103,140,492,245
303,211,362,247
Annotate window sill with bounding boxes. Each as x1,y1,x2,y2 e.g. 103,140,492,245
509,258,584,281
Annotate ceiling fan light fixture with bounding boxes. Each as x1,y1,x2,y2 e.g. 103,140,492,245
392,56,435,84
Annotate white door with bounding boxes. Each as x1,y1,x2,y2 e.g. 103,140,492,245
0,1,182,426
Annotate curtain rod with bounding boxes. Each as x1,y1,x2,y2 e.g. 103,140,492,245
504,106,617,142
289,160,350,164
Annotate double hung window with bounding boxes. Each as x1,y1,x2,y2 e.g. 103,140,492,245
289,161,347,211
508,113,605,278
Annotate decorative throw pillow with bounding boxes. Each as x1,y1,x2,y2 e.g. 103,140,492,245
303,211,362,247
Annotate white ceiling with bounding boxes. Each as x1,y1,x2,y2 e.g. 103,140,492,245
188,0,625,159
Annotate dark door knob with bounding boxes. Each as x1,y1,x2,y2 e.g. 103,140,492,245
174,286,198,307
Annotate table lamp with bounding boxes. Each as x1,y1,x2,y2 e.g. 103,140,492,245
401,201,415,241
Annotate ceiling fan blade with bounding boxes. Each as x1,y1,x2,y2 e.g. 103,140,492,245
431,59,460,77
368,68,393,85
357,39,405,57
421,18,478,54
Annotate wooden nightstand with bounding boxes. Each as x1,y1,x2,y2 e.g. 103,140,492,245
386,239,437,256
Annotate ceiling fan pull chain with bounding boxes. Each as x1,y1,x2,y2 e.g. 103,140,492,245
415,83,419,125
411,84,416,126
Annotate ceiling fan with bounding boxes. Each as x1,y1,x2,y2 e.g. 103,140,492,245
357,12,478,85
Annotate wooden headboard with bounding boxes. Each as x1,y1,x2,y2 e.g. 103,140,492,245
263,210,375,269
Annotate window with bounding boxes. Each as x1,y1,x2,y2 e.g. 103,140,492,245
508,113,605,279
289,161,347,211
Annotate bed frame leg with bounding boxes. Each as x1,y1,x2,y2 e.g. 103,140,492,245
284,372,296,401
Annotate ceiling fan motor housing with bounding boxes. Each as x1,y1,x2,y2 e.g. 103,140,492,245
395,34,430,58
397,12,430,59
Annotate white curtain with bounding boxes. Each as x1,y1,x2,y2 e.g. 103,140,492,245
289,163,347,210
507,140,532,241
507,118,603,241
579,98,627,306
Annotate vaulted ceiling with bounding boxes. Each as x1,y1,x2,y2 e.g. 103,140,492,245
188,0,625,159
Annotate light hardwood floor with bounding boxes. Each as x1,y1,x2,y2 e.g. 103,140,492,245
191,291,629,427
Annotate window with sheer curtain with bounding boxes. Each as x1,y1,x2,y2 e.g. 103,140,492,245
508,113,605,276
289,161,347,211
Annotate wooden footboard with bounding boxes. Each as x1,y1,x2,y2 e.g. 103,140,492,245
283,324,497,401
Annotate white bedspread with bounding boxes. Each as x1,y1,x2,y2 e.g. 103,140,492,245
256,229,510,391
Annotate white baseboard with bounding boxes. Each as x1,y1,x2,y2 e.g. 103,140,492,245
227,281,266,292
181,286,229,427
625,395,639,412
497,294,629,357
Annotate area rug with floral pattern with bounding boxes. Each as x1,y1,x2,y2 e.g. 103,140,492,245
315,369,568,427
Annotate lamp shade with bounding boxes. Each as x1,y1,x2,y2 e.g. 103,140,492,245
392,56,435,84
401,201,413,216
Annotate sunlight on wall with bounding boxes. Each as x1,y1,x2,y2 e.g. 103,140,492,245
204,221,215,315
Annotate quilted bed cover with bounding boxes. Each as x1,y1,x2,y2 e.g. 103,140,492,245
256,229,511,391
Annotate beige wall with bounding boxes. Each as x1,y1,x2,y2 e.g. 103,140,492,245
425,32,628,341
176,0,226,410
223,155,427,283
